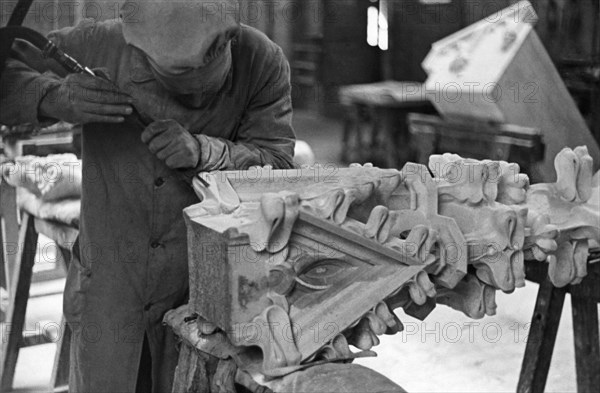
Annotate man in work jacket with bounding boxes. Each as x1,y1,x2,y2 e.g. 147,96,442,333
0,1,295,391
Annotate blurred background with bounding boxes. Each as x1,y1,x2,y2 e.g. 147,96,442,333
2,0,599,166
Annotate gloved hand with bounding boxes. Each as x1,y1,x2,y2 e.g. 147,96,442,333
141,119,201,169
39,72,133,124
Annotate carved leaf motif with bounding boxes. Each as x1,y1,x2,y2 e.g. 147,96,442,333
525,147,599,287
430,154,498,204
524,214,559,262
548,240,590,287
436,274,497,319
192,173,241,214
429,154,529,293
244,305,302,376
408,271,437,306
318,334,355,360
241,192,299,253
491,161,529,205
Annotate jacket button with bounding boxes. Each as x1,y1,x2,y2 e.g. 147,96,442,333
144,303,152,311
154,177,165,187
151,241,162,249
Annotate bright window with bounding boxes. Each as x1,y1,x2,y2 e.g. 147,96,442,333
367,0,389,51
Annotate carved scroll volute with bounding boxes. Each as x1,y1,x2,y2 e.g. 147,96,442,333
524,146,600,287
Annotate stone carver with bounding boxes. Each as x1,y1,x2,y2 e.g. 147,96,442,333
0,1,296,391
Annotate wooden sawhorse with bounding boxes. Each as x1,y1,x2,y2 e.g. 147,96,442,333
0,180,77,392
518,254,600,393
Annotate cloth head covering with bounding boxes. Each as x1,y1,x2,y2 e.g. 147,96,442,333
147,41,232,95
121,1,240,97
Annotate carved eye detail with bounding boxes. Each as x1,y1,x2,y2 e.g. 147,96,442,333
296,259,354,290
303,260,343,279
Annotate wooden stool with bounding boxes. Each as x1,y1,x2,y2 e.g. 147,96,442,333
518,254,600,393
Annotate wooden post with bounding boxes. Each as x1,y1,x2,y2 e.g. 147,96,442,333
1,182,19,293
0,213,39,391
570,266,600,392
49,246,73,393
49,317,71,393
517,278,567,393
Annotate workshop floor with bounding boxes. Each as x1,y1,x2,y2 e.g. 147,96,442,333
7,110,583,392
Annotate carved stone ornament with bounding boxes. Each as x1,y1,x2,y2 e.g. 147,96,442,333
177,147,599,379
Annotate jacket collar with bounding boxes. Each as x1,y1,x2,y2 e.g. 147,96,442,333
129,45,156,83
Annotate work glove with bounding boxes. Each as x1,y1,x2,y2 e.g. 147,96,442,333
141,119,201,169
39,71,133,124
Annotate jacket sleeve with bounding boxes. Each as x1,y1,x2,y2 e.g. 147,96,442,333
193,47,296,171
0,19,98,127
0,57,61,126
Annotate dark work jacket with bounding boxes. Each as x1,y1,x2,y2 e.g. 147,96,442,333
0,19,295,393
